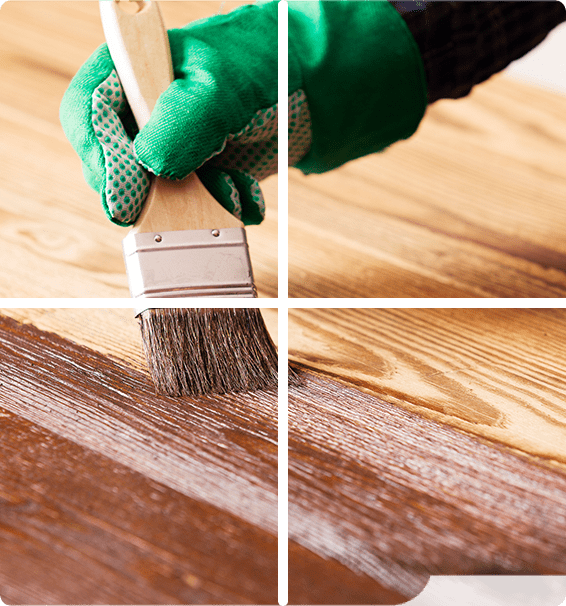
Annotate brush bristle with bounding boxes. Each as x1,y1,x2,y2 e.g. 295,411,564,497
139,308,279,396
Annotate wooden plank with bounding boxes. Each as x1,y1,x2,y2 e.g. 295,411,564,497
0,2,277,298
6,310,564,604
0,314,278,604
288,308,566,602
2,314,565,600
289,308,566,471
4,310,565,604
1,411,276,605
289,76,566,297
0,311,411,605
289,373,566,603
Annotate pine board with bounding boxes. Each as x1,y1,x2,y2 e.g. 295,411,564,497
289,76,566,297
289,308,566,471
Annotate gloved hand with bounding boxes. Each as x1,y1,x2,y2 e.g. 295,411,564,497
288,0,427,174
61,1,426,227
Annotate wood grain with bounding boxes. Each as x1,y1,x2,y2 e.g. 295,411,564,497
0,1,277,297
0,313,278,604
289,373,566,603
3,309,566,603
3,312,566,603
0,310,413,605
289,75,566,297
0,306,278,362
289,308,566,472
288,308,566,602
1,410,276,605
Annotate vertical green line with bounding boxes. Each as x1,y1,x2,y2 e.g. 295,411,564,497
277,0,289,605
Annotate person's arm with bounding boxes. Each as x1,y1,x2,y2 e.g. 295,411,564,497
391,1,566,103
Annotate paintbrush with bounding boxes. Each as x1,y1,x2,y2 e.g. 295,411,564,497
99,0,278,396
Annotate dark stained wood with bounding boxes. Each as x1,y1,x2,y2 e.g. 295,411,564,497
288,373,566,604
0,313,408,605
1,411,276,605
0,315,278,604
288,541,408,606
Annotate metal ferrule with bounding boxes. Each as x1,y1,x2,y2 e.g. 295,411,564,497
123,227,257,314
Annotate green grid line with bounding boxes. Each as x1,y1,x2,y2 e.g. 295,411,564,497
277,0,289,605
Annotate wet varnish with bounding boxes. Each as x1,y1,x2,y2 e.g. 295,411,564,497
288,308,566,603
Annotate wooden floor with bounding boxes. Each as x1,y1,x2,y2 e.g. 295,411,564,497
289,76,566,297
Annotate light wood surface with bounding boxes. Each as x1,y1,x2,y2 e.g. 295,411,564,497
289,308,566,471
289,76,566,297
0,1,276,297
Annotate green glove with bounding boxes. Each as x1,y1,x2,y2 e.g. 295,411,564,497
288,0,427,174
60,2,278,226
61,1,426,226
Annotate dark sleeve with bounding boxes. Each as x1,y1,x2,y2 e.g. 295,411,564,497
389,1,566,103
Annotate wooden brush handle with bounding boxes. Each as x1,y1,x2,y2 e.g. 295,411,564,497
99,0,242,233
